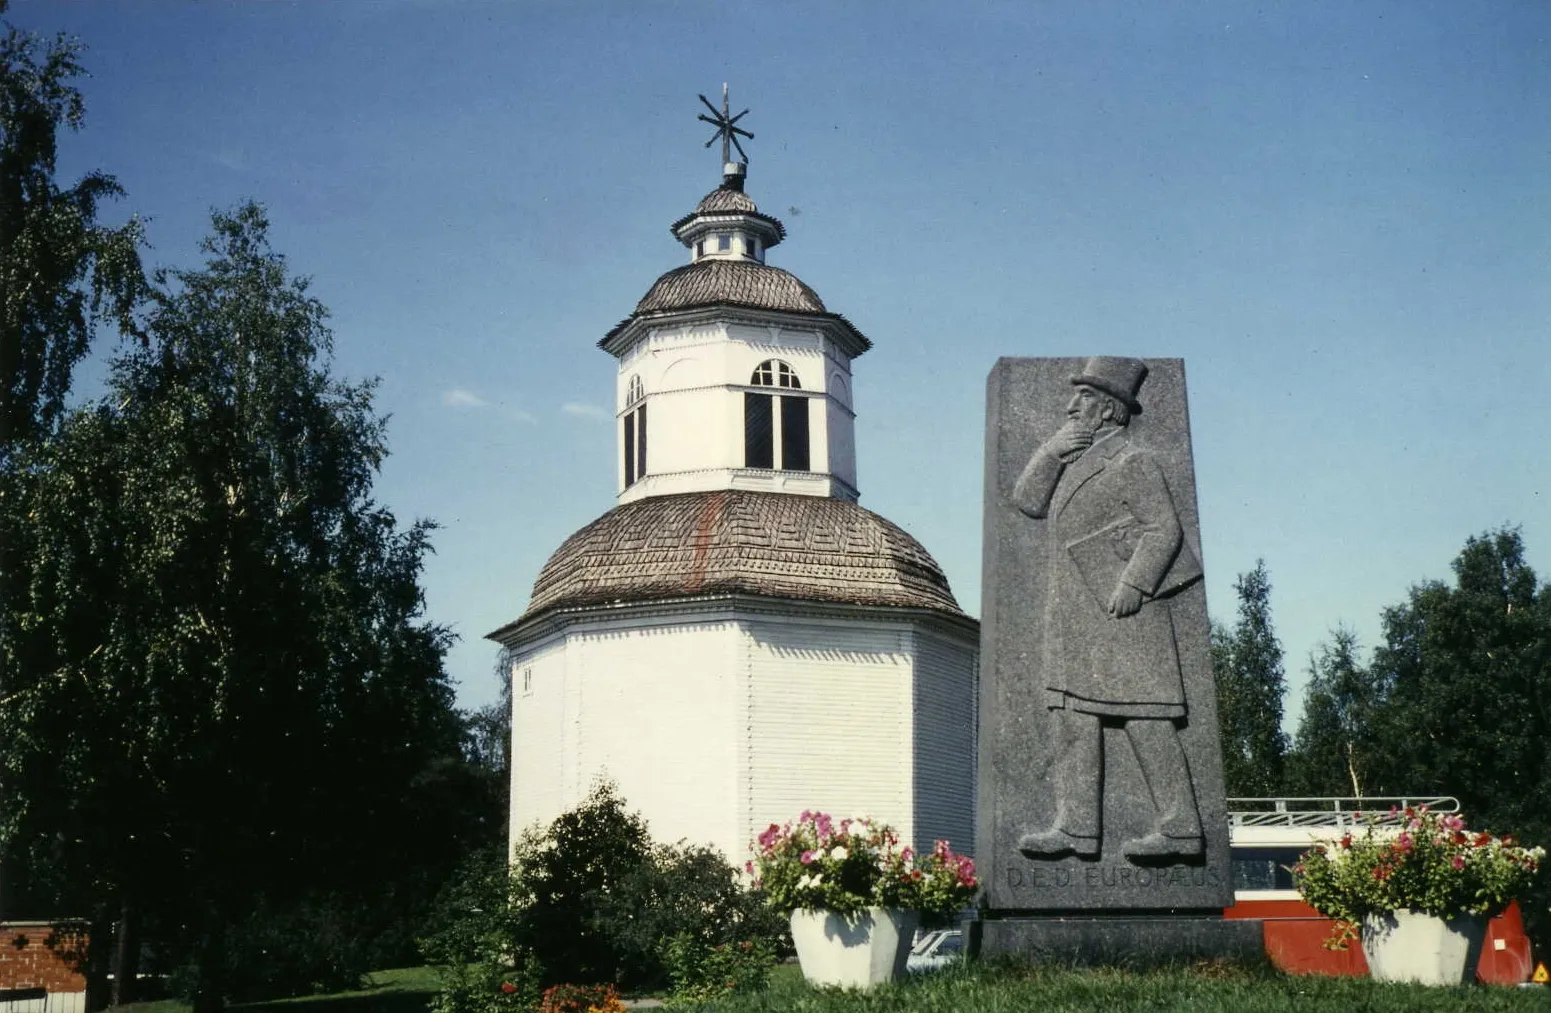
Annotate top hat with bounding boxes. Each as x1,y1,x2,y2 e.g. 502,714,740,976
1069,356,1147,414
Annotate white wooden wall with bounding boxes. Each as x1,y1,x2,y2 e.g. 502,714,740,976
509,608,978,865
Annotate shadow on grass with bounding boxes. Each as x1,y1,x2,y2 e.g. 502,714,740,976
238,995,432,1013
233,972,438,1013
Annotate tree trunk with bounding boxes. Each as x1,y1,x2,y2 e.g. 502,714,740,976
110,895,140,1007
84,912,113,1013
1345,741,1363,799
191,915,226,1013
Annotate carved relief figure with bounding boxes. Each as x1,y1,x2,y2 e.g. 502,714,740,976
1012,357,1204,862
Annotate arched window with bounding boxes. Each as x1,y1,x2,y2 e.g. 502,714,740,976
622,375,646,488
751,360,800,389
745,360,809,471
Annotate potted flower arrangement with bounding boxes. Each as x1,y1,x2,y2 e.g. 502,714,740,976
1292,805,1543,986
749,811,977,988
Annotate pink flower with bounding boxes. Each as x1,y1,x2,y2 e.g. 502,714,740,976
744,860,755,875
1442,814,1464,831
1452,855,1466,871
800,850,817,864
899,847,914,864
1396,832,1413,852
757,823,781,849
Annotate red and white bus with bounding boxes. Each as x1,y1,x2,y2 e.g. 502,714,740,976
1224,796,1535,984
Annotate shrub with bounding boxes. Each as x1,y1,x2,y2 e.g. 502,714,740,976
421,845,542,1013
661,933,776,1003
216,897,371,1001
508,782,657,987
429,782,785,999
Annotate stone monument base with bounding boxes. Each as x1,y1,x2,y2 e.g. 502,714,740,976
974,914,1264,967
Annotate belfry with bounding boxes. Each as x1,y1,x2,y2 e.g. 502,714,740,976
490,90,979,863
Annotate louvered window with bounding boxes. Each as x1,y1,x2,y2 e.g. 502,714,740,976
745,360,808,471
622,376,647,487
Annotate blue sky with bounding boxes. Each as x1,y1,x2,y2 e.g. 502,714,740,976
10,1,1549,725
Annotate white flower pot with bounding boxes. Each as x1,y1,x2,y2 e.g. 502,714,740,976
789,907,919,989
1360,908,1486,986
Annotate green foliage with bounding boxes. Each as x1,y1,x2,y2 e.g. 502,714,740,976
661,934,775,1004
1287,628,1385,797
1211,561,1289,796
509,782,783,990
420,846,542,1013
208,898,374,1003
508,781,655,987
0,10,146,459
424,784,783,1003
0,204,467,1006
751,812,977,923
1293,806,1543,948
1365,530,1551,827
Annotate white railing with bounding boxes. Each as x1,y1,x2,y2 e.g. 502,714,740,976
1225,796,1460,828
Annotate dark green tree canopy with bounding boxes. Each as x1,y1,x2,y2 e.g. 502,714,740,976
0,9,145,458
0,204,464,1009
1287,627,1384,798
1366,528,1550,832
1213,560,1290,797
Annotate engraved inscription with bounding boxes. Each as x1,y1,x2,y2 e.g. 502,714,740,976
1005,863,1223,891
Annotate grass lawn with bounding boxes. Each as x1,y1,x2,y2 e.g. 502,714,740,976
117,966,442,1013
684,961,1549,1012
113,960,1551,1013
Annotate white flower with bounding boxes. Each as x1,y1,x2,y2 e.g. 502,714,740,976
810,874,823,886
831,846,849,861
797,874,812,889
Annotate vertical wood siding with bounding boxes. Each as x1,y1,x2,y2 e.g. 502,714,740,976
743,619,913,862
911,630,978,855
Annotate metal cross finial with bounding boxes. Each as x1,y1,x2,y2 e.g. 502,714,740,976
697,83,753,165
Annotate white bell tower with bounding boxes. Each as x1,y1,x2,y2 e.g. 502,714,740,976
599,129,869,505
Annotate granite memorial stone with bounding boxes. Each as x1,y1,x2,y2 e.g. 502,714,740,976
977,357,1234,926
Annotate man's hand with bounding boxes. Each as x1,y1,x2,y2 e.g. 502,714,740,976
1108,583,1143,618
1047,421,1094,462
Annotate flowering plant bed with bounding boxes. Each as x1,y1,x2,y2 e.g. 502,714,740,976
537,982,626,1013
750,811,977,923
1292,805,1543,948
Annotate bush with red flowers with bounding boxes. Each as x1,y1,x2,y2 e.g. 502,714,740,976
1293,805,1543,948
536,983,626,1013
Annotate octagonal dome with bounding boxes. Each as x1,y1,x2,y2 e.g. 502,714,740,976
499,490,965,634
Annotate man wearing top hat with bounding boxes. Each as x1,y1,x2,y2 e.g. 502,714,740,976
1012,356,1204,861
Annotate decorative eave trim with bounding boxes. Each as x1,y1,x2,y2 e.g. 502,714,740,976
672,211,785,248
487,592,980,651
600,304,871,359
670,208,786,244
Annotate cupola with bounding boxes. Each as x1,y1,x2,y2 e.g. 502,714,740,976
598,92,870,506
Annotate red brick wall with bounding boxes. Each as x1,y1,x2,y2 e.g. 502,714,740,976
0,922,88,993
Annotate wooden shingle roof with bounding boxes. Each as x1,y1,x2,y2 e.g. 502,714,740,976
499,490,965,634
635,260,826,314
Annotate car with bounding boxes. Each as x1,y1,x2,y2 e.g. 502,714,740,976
905,928,964,973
